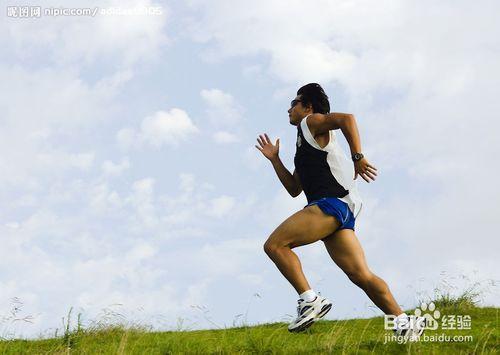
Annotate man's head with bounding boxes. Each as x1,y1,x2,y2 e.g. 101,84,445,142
288,83,330,126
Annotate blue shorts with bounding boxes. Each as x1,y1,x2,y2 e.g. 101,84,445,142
304,197,356,231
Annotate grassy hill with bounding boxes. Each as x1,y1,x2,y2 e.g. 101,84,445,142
0,295,498,354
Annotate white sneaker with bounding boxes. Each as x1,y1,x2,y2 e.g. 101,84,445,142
394,315,426,341
288,292,333,332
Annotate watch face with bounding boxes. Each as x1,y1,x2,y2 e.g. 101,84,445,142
354,153,363,161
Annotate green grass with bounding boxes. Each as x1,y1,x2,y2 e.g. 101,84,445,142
0,295,498,354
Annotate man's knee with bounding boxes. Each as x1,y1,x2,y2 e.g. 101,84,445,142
263,239,280,256
263,236,290,256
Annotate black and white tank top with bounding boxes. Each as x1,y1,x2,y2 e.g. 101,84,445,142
294,114,363,217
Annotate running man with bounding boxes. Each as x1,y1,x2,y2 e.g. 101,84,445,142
255,83,424,337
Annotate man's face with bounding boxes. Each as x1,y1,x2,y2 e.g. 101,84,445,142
287,94,313,126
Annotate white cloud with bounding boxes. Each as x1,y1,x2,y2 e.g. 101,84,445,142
101,157,131,176
117,109,199,150
4,222,20,229
0,64,131,191
200,89,244,127
140,109,199,147
195,238,261,276
179,173,196,194
1,0,169,68
213,131,239,144
37,151,95,171
206,195,235,218
0,170,257,338
89,183,124,214
0,66,123,128
69,153,95,170
185,0,498,94
242,64,264,80
0,0,169,190
128,178,158,228
116,128,138,150
125,243,157,261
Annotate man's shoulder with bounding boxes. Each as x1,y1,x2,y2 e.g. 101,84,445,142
305,113,327,136
307,112,353,134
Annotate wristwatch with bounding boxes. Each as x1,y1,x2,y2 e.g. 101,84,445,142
352,152,364,162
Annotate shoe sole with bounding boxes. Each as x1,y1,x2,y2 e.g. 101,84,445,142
288,317,315,333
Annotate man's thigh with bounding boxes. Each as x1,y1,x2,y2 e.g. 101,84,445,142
321,229,370,275
266,205,340,249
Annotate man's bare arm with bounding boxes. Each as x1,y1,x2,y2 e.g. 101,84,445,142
270,157,302,197
293,169,302,196
307,112,361,156
255,133,302,197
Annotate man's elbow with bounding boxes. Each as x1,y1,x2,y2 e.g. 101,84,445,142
340,113,355,124
346,113,356,125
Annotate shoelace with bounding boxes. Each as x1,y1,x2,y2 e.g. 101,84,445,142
296,291,323,315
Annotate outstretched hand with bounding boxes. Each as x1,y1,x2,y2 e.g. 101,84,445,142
354,158,378,183
255,133,279,161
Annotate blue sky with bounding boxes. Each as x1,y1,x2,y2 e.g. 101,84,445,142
1,0,499,339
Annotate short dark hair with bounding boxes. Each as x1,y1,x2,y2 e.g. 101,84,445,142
297,83,330,114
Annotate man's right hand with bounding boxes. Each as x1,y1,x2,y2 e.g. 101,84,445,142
255,133,279,161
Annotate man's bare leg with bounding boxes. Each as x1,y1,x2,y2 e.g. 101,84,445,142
322,229,403,315
263,205,340,294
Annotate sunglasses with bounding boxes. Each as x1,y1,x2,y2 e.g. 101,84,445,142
290,99,302,108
